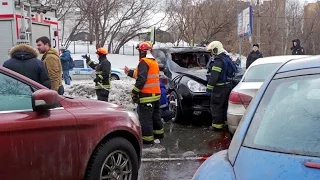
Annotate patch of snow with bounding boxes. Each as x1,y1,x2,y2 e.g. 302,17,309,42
64,79,137,110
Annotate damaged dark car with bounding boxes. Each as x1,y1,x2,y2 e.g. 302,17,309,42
152,47,244,123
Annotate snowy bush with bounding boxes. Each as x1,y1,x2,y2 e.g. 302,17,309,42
64,79,137,110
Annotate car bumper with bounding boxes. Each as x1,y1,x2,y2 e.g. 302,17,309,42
227,113,243,134
181,94,211,113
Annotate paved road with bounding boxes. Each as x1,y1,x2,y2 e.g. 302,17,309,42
138,121,232,180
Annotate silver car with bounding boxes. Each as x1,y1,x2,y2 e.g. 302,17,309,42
227,55,309,134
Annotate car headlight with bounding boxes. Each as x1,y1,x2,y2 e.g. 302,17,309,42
187,80,206,93
127,111,140,127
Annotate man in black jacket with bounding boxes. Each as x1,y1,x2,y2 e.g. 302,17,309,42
83,48,111,102
291,39,305,55
3,44,51,88
246,44,263,69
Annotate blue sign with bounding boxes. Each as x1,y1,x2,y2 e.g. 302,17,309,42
237,6,253,37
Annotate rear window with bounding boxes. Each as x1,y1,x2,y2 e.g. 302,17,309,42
243,74,320,157
243,63,281,82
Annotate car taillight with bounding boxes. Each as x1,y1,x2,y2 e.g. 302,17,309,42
229,91,252,105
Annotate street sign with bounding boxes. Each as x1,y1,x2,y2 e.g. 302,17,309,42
237,6,253,37
150,26,156,45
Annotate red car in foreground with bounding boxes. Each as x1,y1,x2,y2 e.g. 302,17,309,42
0,66,142,180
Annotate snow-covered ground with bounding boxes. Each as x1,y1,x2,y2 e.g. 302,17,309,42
65,79,137,110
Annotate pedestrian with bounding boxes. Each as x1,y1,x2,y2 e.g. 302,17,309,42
246,43,263,69
3,43,51,89
124,41,164,144
59,46,72,85
36,36,64,95
206,41,237,131
159,76,175,122
83,47,111,102
291,39,305,55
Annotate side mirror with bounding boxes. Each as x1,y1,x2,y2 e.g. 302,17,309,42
159,63,165,71
32,89,59,111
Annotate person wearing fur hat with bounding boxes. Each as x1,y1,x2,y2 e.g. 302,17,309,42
3,43,51,89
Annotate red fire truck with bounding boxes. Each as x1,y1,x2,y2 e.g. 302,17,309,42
0,0,61,65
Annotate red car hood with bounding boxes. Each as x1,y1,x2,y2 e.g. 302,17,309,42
60,97,125,111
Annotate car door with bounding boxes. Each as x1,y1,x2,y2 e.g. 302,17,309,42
0,72,78,180
71,59,85,75
234,73,320,180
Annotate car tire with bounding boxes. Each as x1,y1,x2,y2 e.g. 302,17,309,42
169,91,184,123
85,137,139,180
111,74,120,81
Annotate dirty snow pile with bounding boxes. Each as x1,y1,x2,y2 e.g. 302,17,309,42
65,79,137,110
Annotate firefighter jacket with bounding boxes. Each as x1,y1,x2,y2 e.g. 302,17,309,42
206,54,231,92
86,56,111,90
128,57,161,103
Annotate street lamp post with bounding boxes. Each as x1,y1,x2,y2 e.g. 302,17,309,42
257,0,261,48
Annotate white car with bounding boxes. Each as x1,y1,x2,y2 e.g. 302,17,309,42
227,55,310,134
69,55,127,81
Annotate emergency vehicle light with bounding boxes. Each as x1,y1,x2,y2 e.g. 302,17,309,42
2,2,8,5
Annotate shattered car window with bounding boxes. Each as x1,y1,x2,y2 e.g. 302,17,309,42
169,53,210,71
244,74,320,157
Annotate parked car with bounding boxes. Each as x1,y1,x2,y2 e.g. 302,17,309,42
70,55,127,81
227,55,309,134
152,47,245,123
0,66,142,179
193,55,320,180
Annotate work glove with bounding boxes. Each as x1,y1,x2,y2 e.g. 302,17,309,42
206,89,211,97
82,54,90,61
93,78,100,83
131,93,139,104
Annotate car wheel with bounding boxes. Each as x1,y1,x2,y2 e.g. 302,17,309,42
111,74,120,81
169,91,184,123
85,137,139,180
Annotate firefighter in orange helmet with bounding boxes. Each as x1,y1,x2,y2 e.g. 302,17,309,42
83,47,111,102
124,41,164,144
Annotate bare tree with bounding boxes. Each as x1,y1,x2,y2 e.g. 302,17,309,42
303,2,320,54
41,0,77,20
76,0,167,52
197,0,238,41
283,0,304,54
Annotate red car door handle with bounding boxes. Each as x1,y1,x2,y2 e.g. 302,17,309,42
305,162,320,169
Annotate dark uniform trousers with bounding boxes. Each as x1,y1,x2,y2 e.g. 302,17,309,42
137,100,164,143
96,89,109,102
210,85,232,129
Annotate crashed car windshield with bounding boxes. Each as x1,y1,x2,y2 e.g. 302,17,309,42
168,52,211,72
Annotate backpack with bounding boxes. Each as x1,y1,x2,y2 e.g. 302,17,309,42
220,54,238,82
69,57,75,69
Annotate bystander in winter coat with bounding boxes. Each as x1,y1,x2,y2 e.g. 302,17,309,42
3,44,51,88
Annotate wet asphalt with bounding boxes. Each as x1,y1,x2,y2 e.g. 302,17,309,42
138,119,232,180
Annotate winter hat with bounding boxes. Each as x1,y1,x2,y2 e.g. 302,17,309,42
253,44,259,48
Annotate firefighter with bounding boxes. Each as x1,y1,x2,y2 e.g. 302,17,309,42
206,41,233,131
83,48,111,102
124,41,164,144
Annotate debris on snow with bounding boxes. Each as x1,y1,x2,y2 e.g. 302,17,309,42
64,79,137,110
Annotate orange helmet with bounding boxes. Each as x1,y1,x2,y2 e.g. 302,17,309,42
96,47,108,55
136,41,152,52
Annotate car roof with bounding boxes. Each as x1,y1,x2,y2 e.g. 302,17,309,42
153,46,210,53
278,55,320,73
250,55,310,67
